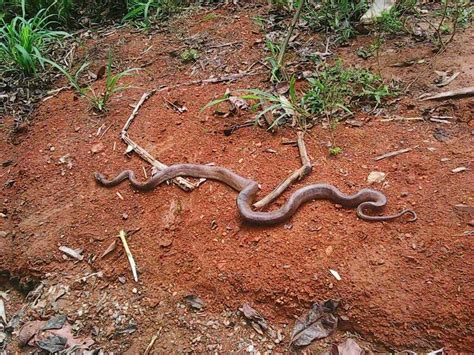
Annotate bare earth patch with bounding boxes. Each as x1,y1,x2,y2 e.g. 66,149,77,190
1,5,473,353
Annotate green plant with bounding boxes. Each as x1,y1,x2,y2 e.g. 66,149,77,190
180,48,199,62
123,0,183,26
329,146,342,156
302,60,392,119
202,12,217,22
87,52,137,112
303,0,369,43
264,39,283,82
44,51,137,112
376,8,406,34
203,75,309,130
0,0,68,75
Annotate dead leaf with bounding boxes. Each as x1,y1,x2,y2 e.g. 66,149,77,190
96,65,106,80
275,81,290,95
327,338,365,355
239,303,269,335
434,70,460,87
0,299,5,324
59,246,84,261
290,300,339,348
228,96,248,111
18,320,45,346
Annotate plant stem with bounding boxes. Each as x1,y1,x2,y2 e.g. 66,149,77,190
277,0,306,69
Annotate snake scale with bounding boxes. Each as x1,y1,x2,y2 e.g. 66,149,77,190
94,164,417,225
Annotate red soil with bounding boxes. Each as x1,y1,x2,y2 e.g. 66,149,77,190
1,5,473,353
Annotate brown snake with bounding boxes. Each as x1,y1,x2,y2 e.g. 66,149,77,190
94,164,417,225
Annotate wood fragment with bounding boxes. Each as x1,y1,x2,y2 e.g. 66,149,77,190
429,118,451,124
100,240,117,259
121,92,198,191
374,147,415,161
253,132,312,209
118,230,138,282
420,86,474,101
260,100,276,132
144,327,162,355
380,116,424,122
122,91,156,133
164,71,263,90
121,133,195,191
99,123,113,139
59,246,84,261
116,191,124,200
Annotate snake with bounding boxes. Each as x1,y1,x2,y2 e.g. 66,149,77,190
94,164,417,225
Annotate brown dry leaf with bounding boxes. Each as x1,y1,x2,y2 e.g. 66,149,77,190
290,300,339,348
183,295,205,310
326,338,365,355
240,303,270,335
228,96,249,110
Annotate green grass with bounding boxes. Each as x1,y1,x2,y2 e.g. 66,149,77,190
44,50,138,112
303,0,369,43
302,60,391,117
123,0,184,27
0,0,69,76
204,60,393,130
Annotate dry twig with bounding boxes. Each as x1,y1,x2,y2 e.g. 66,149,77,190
144,327,163,355
118,230,138,282
374,147,415,161
420,86,474,101
253,132,312,209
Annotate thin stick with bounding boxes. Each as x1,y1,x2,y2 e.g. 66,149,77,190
277,0,306,69
122,91,156,133
121,133,195,191
253,132,312,209
176,71,262,87
420,86,474,101
144,327,163,355
374,147,415,161
380,116,424,122
121,92,197,191
118,230,138,282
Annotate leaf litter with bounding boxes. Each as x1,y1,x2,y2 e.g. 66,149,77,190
290,299,339,348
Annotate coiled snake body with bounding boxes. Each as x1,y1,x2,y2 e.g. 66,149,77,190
94,164,416,225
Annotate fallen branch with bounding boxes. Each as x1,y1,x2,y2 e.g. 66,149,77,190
144,327,162,355
380,116,424,122
122,91,156,133
121,133,195,191
176,71,262,87
118,230,138,282
121,92,197,191
253,132,312,209
420,86,474,101
374,147,415,161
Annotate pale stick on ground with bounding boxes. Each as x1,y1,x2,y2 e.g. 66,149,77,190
253,131,312,209
118,230,138,282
